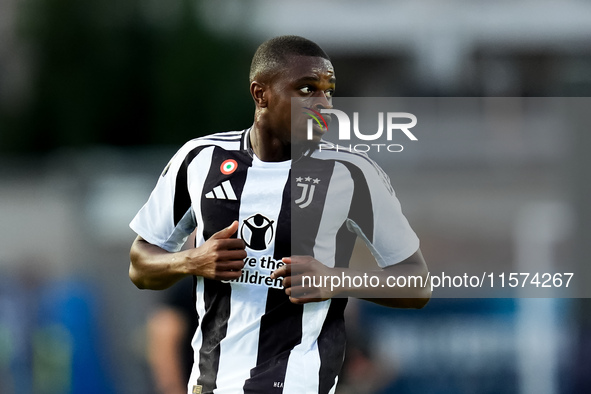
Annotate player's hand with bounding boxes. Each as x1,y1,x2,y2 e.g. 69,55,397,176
271,256,335,304
186,221,246,280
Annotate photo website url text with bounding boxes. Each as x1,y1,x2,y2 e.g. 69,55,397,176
302,272,574,292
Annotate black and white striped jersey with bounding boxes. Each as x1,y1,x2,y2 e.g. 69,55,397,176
130,129,419,394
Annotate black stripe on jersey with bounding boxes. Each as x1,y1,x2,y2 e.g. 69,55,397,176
334,222,357,269
244,289,303,393
274,169,292,262
196,279,232,393
336,161,374,243
200,147,252,238
328,160,374,270
173,131,247,226
317,298,348,394
173,146,208,226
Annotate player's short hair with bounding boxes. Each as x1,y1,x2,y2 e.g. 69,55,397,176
249,35,330,83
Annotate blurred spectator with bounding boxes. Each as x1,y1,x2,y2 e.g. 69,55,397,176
146,233,197,394
337,299,397,394
147,277,197,394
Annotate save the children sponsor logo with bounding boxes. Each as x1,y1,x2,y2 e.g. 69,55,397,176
240,214,274,251
221,255,285,289
220,215,283,289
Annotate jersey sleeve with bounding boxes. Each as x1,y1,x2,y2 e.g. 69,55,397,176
346,158,419,268
129,142,198,252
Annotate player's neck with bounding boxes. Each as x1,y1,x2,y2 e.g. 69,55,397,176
250,125,292,162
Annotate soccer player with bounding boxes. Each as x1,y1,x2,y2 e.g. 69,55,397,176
129,35,430,394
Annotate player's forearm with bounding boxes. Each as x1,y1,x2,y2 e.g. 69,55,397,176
359,262,431,308
130,226,247,288
277,250,431,308
326,262,430,309
129,236,190,290
344,250,431,308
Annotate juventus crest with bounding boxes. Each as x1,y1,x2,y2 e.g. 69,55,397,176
295,176,320,208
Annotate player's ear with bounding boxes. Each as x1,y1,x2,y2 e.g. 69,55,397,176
250,81,268,108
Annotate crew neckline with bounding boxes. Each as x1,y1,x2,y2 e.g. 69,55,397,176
245,128,293,167
251,153,292,168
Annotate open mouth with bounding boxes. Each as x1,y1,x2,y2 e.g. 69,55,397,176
313,121,327,133
320,112,332,129
310,121,329,140
304,108,331,136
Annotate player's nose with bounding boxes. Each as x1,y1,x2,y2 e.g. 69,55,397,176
313,91,332,110
310,93,332,113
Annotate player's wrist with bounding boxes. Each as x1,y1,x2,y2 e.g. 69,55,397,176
172,249,198,277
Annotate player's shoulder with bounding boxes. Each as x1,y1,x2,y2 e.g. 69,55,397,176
174,129,247,157
309,141,395,194
161,130,247,174
185,129,246,149
310,140,380,173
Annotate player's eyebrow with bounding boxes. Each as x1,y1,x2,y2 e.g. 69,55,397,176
295,75,336,85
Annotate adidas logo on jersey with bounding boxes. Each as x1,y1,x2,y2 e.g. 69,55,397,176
205,180,237,200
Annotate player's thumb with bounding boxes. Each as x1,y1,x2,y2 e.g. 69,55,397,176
211,220,239,239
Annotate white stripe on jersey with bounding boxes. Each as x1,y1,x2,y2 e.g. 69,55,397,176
214,156,291,393
313,162,355,268
189,277,206,393
200,130,244,141
283,301,331,393
328,376,338,394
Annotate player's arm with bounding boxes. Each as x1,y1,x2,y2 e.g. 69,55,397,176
360,248,430,308
271,248,430,309
129,221,247,290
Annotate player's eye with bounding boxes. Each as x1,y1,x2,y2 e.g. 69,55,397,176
300,86,313,94
325,89,334,98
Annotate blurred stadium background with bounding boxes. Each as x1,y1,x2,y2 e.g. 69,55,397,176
1,0,590,393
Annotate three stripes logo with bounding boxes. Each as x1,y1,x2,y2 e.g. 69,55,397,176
205,158,239,200
205,180,237,201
